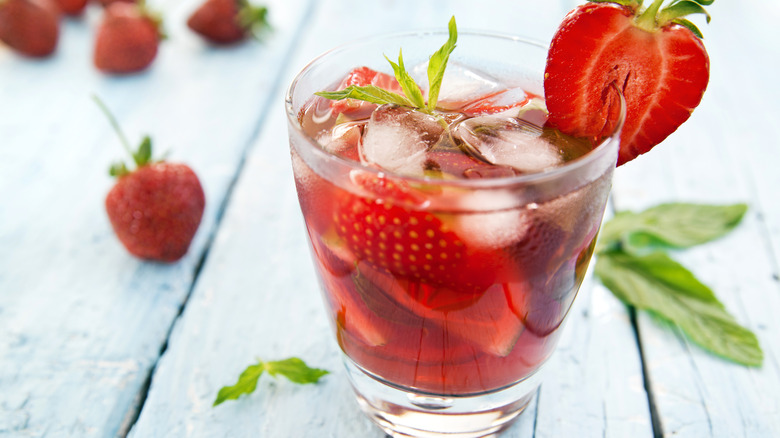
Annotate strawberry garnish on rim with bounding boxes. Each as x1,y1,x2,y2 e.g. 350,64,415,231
544,0,712,166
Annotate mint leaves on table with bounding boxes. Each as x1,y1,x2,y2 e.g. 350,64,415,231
315,16,458,115
594,202,763,367
213,357,329,406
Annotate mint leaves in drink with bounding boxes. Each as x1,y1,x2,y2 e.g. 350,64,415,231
213,357,329,406
594,202,763,367
315,16,458,115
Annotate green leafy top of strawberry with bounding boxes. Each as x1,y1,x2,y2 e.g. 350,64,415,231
593,0,713,38
93,95,162,177
237,3,271,40
136,0,166,39
316,16,458,115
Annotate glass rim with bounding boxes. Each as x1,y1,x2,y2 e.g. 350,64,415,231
285,29,625,190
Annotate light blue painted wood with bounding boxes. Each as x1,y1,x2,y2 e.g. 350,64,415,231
3,0,776,436
130,1,650,437
0,0,313,435
609,1,780,436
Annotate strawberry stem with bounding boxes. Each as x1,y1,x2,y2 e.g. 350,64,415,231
93,95,155,177
635,0,665,32
93,95,135,160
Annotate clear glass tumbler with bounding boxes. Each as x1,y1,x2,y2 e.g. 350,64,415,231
286,29,624,438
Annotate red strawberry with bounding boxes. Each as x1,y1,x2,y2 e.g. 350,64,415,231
544,0,710,166
93,2,163,74
330,67,404,117
424,149,518,179
0,0,59,57
334,173,494,298
96,98,205,262
186,0,269,45
52,0,85,15
95,0,135,8
460,89,540,117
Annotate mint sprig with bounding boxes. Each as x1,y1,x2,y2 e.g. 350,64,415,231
315,16,458,115
594,202,763,367
213,357,329,406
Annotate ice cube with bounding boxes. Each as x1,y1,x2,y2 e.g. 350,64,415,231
443,190,534,250
317,120,364,160
455,113,564,173
360,105,445,176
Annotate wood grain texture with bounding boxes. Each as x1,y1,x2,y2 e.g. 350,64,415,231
3,0,777,437
0,0,311,435
130,1,650,437
609,1,780,436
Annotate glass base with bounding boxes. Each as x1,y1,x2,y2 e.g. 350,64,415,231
343,359,543,438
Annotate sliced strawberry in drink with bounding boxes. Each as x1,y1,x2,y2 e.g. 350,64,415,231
330,66,404,117
424,149,518,180
505,280,568,337
349,170,428,207
507,217,567,276
544,2,710,166
357,262,523,357
320,120,363,162
320,267,389,348
336,172,496,293
460,88,541,117
309,229,355,277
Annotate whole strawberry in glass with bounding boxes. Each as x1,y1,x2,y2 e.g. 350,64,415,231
97,97,205,262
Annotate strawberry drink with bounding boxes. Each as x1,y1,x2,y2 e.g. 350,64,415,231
287,19,625,438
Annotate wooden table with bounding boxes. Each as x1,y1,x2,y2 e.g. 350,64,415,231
2,0,778,436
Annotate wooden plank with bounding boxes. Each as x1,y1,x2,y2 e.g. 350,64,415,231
130,1,650,436
0,0,311,436
532,272,653,438
609,1,780,436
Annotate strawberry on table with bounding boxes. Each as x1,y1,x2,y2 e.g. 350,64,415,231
96,97,205,262
52,0,85,15
0,0,59,57
544,0,712,166
94,0,134,7
186,0,269,45
93,1,163,74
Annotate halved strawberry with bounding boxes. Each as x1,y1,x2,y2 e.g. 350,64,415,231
330,66,404,117
544,0,710,166
460,88,540,117
424,149,518,179
335,173,496,294
356,261,523,357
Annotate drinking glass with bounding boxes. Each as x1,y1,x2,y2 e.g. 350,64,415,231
286,29,624,438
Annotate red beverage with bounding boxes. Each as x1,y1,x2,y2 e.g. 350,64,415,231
287,21,623,438
291,71,615,395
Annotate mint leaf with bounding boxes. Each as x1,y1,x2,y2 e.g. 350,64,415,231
213,363,265,406
316,85,413,108
264,357,330,384
386,50,426,109
213,357,328,406
595,251,763,367
316,17,459,114
597,203,747,254
426,16,458,111
133,136,153,167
